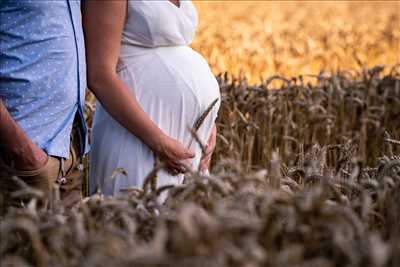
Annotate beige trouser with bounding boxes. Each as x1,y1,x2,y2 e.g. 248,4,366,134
0,129,86,215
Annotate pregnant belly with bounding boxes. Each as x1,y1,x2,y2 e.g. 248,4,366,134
118,45,220,111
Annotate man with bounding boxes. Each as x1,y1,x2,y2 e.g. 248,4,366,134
0,0,88,212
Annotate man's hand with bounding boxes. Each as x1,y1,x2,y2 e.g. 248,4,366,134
11,142,48,171
155,134,195,175
0,100,48,171
199,125,217,172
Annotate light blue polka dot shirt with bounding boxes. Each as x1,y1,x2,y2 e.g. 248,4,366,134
0,0,89,158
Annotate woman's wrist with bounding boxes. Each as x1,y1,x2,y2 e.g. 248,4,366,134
144,130,166,155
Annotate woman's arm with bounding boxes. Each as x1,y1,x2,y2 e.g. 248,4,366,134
82,0,194,173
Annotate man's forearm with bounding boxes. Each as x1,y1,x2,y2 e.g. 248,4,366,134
0,99,47,169
0,99,28,152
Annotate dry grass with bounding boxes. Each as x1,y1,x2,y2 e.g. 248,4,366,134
193,1,400,83
214,66,400,169
2,67,400,267
2,2,400,267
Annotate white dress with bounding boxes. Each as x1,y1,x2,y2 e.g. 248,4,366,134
89,0,220,196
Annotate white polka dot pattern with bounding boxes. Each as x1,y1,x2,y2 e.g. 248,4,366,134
0,0,88,159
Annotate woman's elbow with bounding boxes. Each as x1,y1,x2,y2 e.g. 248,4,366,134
87,70,102,90
87,66,114,91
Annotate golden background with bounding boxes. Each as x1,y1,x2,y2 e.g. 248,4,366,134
192,1,400,83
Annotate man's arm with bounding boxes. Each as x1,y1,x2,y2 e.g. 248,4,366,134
0,99,47,170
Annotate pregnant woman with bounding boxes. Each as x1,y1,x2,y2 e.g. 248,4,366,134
83,0,220,196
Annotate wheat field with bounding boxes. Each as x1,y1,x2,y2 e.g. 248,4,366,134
193,1,400,83
2,2,400,267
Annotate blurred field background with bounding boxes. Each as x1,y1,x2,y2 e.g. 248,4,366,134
192,1,400,83
3,2,400,267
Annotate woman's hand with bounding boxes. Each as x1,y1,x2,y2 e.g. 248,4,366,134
155,134,195,175
199,125,217,172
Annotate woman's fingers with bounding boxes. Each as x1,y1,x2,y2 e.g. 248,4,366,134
200,125,217,159
199,154,211,172
166,160,187,175
166,167,180,176
203,144,213,157
155,135,195,175
177,146,195,159
162,136,195,160
199,126,217,172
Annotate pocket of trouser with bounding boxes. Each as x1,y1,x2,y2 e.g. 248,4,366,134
0,157,60,203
